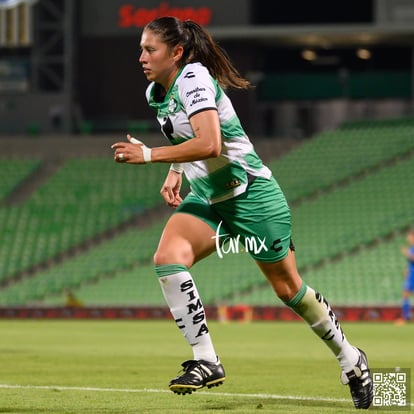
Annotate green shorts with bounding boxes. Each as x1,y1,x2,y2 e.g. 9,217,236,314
175,176,292,262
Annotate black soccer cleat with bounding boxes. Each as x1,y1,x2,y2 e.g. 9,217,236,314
169,359,226,395
341,348,373,409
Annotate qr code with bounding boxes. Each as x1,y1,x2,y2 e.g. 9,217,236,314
373,368,411,410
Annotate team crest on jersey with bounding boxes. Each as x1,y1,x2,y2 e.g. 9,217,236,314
168,97,178,113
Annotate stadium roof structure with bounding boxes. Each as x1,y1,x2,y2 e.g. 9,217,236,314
210,23,414,47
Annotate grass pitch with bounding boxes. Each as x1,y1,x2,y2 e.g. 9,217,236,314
0,320,412,413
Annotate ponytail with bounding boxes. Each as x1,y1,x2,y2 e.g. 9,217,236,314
144,17,250,90
182,20,250,89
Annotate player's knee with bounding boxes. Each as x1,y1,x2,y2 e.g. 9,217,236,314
153,245,194,268
153,248,167,266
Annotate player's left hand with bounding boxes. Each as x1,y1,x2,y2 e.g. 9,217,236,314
160,169,183,208
111,134,151,164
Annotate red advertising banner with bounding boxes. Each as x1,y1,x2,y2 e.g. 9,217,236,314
0,306,402,321
81,0,249,37
118,3,212,28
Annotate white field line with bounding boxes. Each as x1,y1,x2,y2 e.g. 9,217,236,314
0,382,345,402
1,383,412,407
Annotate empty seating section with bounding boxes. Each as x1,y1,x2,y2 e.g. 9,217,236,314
292,155,413,269
0,158,169,281
236,235,406,306
0,220,167,305
1,118,413,307
268,119,414,202
303,236,406,306
56,264,164,306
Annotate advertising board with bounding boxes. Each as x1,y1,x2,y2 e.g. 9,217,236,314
81,0,249,37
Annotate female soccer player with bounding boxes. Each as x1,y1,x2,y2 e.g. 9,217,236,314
111,16,373,409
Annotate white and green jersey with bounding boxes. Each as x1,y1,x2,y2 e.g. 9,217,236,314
146,62,272,204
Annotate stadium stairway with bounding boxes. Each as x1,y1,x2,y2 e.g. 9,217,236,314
0,158,41,204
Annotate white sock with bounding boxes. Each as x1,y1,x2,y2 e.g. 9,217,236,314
286,284,359,372
155,264,217,362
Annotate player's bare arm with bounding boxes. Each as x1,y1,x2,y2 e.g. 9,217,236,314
152,109,221,162
112,110,221,164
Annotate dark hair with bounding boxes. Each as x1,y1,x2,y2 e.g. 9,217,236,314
144,16,250,89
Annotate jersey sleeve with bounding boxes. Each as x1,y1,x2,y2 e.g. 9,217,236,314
178,65,218,119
